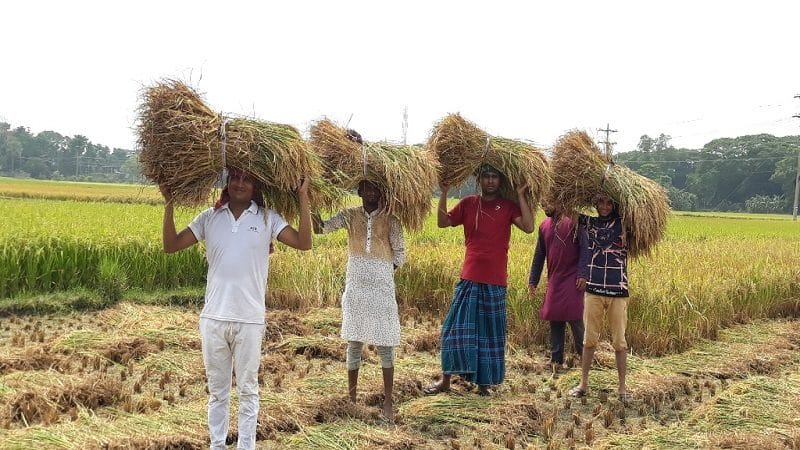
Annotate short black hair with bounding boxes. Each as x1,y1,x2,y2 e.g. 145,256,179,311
346,129,363,145
357,179,381,197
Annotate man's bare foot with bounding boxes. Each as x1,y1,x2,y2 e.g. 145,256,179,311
382,400,394,421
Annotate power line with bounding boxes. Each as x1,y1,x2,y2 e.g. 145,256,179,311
619,156,792,164
713,158,772,210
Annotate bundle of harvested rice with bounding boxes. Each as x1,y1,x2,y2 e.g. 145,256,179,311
427,113,550,211
426,114,487,188
484,137,551,212
550,130,670,257
137,80,343,219
309,119,438,231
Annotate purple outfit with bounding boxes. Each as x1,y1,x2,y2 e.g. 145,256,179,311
528,215,584,321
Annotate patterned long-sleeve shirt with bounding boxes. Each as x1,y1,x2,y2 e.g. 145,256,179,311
577,213,629,297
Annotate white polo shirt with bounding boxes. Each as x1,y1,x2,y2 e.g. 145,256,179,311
189,201,288,324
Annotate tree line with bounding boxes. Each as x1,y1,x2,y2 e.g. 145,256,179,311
0,122,140,183
1,121,798,212
615,133,799,212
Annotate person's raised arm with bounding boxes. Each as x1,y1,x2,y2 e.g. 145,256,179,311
437,184,452,228
160,185,198,254
576,216,590,291
512,184,535,233
276,176,312,250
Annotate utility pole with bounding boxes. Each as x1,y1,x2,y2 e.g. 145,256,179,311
402,106,408,145
794,149,800,221
598,123,617,159
793,95,800,221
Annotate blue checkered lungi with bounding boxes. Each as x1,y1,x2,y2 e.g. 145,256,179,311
440,279,507,385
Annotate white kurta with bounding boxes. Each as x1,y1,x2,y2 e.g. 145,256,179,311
322,207,405,347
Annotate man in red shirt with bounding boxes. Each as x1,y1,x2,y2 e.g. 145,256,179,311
424,164,534,396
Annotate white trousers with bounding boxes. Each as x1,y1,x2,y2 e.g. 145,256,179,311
200,317,265,450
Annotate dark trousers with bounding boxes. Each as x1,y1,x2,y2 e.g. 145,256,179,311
549,320,584,364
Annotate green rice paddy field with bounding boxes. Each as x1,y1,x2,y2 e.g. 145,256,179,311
0,177,798,449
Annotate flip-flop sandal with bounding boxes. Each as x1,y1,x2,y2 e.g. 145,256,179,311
569,386,588,398
423,383,450,396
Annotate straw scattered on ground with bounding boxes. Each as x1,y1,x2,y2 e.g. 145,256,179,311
1,303,799,448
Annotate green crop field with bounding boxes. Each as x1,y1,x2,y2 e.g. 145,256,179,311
0,176,163,204
0,178,798,449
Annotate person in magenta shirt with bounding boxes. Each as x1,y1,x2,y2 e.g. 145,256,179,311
424,164,534,396
528,201,585,372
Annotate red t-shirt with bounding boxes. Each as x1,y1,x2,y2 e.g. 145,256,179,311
448,195,522,286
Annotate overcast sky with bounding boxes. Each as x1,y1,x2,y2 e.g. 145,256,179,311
2,1,799,155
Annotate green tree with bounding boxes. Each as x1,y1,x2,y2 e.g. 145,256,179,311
667,186,698,211
770,152,799,210
637,135,654,153
1,121,137,182
119,152,142,182
654,133,672,152
0,129,23,173
745,194,786,213
685,135,793,209
22,157,49,178
635,162,669,184
65,134,89,178
617,134,699,189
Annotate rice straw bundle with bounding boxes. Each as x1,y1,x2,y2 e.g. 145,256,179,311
309,119,439,231
427,113,550,211
137,79,343,220
426,113,487,188
483,137,551,212
550,130,670,257
307,119,360,185
137,81,224,205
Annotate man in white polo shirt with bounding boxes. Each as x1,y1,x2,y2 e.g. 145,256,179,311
159,168,311,450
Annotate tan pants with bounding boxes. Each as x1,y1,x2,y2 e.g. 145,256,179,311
583,293,628,351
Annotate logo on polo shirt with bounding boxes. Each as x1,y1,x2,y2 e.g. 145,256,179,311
248,225,260,233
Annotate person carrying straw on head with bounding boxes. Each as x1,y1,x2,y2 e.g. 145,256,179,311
312,129,405,421
424,163,534,396
528,199,585,374
159,168,312,450
569,191,632,402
